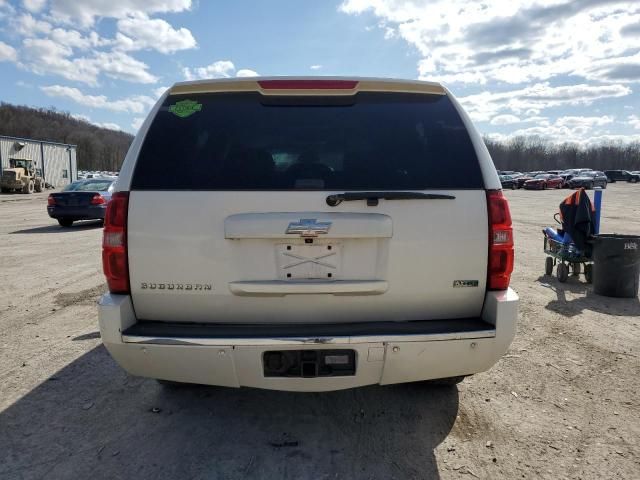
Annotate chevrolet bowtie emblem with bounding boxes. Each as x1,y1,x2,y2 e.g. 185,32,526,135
285,219,332,237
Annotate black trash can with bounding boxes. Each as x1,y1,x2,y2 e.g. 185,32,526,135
592,234,640,298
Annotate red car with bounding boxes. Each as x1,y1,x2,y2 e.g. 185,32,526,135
523,174,564,190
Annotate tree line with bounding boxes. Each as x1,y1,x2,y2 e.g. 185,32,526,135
2,103,639,173
0,103,133,171
484,136,640,172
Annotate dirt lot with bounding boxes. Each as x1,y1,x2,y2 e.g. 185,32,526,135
1,186,638,480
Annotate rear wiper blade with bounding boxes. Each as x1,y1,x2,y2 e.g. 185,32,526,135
326,191,456,207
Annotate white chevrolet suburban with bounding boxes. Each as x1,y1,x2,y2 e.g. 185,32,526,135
98,77,518,391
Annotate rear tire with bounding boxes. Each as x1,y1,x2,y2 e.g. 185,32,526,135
557,263,569,283
631,177,638,183
545,257,554,275
35,181,44,193
23,181,35,194
57,218,73,227
571,262,581,275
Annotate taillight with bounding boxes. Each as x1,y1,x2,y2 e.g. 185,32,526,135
102,192,129,294
258,79,359,90
487,190,514,290
91,194,105,205
47,195,56,206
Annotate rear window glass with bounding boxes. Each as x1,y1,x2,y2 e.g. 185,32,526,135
132,92,483,190
74,180,114,191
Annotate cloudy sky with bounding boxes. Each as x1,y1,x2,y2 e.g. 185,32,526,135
0,0,639,142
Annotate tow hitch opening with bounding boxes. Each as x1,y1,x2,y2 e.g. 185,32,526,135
263,350,356,378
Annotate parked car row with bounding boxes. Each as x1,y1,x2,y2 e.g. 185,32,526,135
78,170,119,180
498,168,615,190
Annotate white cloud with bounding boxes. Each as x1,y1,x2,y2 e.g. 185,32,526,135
91,50,158,84
20,38,157,85
485,115,639,146
16,13,52,36
490,114,520,126
48,0,192,28
0,41,16,62
23,0,47,12
459,82,631,123
97,122,123,131
183,60,259,80
310,65,323,70
131,117,145,131
183,60,234,80
9,1,195,86
153,86,169,98
49,28,109,50
71,113,92,122
72,113,123,131
629,115,640,130
236,69,259,77
340,1,640,86
41,85,155,114
556,116,614,128
0,0,15,19
116,13,196,53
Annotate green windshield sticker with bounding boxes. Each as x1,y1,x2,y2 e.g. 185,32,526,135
168,99,202,118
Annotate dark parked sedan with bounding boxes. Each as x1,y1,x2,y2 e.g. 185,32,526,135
604,170,640,183
567,171,608,189
499,174,519,189
47,179,116,227
523,174,564,190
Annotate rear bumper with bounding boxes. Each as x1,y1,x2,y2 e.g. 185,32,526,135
98,289,518,391
47,205,106,220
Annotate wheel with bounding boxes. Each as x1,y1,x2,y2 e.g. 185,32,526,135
511,183,516,190
557,263,569,283
571,263,581,275
608,178,615,183
631,177,638,183
57,218,74,227
35,181,44,193
543,183,547,190
23,181,35,194
584,264,593,283
602,182,607,189
545,257,554,275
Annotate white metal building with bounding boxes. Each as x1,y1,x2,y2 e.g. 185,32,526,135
0,135,77,188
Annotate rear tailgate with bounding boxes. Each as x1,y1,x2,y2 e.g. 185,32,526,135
127,191,487,323
125,82,489,324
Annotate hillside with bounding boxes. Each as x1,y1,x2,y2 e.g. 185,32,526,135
0,103,133,171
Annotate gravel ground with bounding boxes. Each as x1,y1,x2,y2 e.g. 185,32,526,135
0,186,638,480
